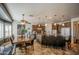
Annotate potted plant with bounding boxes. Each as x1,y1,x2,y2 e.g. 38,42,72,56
21,29,28,38
21,29,27,34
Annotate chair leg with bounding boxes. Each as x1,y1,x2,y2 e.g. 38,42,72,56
32,45,34,51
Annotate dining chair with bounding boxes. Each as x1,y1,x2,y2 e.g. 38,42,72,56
25,39,34,50
10,37,16,54
0,36,16,55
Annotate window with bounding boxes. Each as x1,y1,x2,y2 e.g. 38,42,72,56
5,23,12,38
9,25,12,36
0,19,12,39
5,24,9,38
0,21,4,40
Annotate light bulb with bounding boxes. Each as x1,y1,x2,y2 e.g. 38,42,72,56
62,23,65,26
45,24,47,26
54,23,56,26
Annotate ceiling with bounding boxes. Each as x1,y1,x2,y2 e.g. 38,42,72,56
0,4,12,22
5,3,79,24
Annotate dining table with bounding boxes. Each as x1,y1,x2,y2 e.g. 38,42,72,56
0,37,33,55
13,37,32,43
13,37,33,48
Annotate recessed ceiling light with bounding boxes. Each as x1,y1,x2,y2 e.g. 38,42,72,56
29,14,34,17
48,17,52,19
54,15,57,16
62,15,64,17
45,16,47,18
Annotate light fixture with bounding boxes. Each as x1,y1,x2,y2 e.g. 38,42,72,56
78,22,79,24
48,17,52,19
38,24,40,27
20,14,30,25
62,23,65,26
45,24,48,26
21,21,26,25
29,14,34,17
54,23,56,26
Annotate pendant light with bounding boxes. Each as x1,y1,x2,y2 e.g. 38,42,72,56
21,14,31,25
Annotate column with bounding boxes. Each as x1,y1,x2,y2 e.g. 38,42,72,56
71,20,74,44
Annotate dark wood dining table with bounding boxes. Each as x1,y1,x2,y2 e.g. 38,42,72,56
13,37,32,45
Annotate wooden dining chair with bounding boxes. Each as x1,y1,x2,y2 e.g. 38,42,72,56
25,39,34,50
2,37,16,55
9,37,16,55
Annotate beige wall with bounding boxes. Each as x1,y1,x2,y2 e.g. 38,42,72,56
73,21,79,40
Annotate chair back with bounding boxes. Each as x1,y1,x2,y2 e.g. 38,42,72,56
10,37,14,45
31,39,34,45
12,35,15,40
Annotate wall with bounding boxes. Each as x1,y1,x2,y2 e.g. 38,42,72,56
25,24,32,32
45,23,52,35
32,25,45,34
12,20,32,38
25,24,32,38
12,20,18,38
73,21,79,40
71,17,79,44
52,22,71,36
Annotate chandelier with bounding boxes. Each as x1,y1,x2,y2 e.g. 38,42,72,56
20,14,30,25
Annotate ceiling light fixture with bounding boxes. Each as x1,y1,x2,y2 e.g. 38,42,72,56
54,15,57,16
21,14,31,25
48,17,52,19
54,23,56,26
78,22,79,24
45,24,48,26
62,23,65,26
38,24,40,27
29,14,34,17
